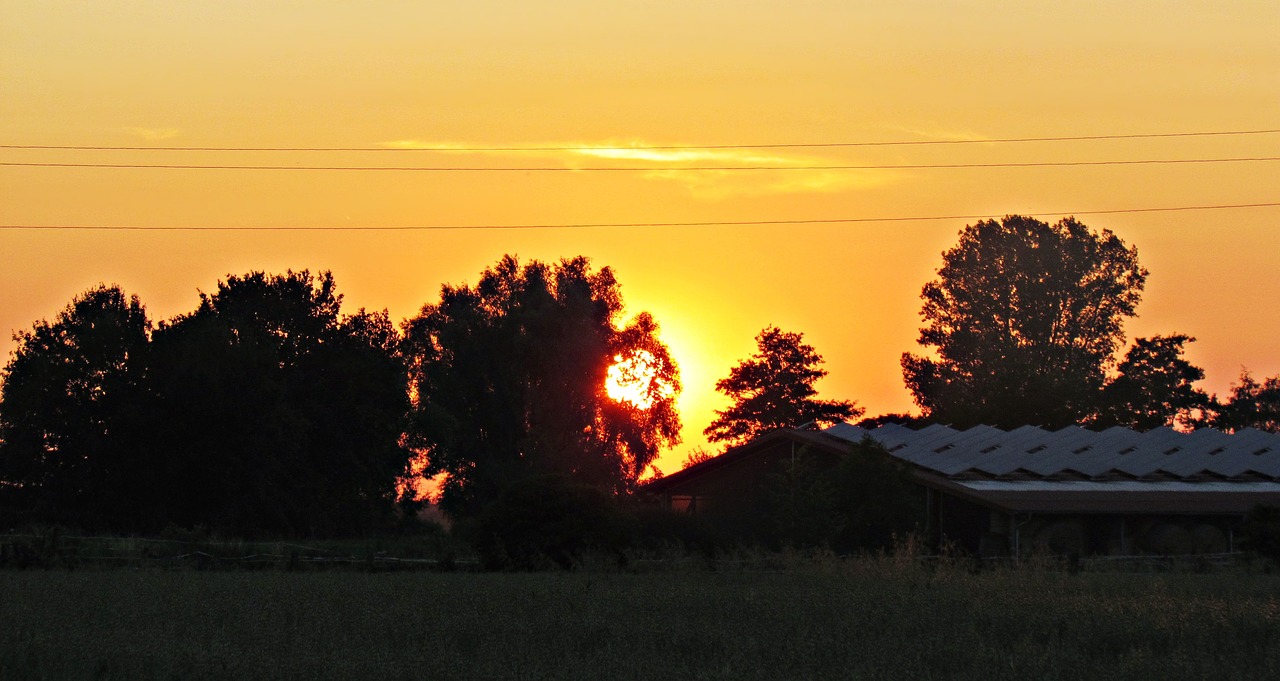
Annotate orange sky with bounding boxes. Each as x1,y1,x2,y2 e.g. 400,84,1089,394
2,1,1278,475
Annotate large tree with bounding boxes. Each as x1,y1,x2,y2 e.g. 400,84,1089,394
705,326,861,446
142,270,411,536
1212,370,1280,433
902,215,1148,429
0,285,150,527
1092,334,1210,431
401,255,681,517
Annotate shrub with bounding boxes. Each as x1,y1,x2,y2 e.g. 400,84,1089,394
1240,504,1280,564
630,503,723,557
472,475,636,570
827,442,926,553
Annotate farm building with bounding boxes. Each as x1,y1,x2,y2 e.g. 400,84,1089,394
646,423,1280,556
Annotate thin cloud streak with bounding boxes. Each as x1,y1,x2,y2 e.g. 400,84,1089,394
641,167,899,200
124,127,181,141
886,124,990,143
381,140,472,150
570,146,795,165
377,139,899,197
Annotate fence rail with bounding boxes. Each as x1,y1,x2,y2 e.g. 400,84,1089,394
0,532,1262,573
0,532,475,571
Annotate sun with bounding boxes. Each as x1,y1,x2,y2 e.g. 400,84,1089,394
605,350,668,408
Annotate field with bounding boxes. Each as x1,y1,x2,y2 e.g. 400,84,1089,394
3,556,1279,680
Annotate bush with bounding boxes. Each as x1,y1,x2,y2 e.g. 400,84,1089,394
630,503,723,557
0,525,77,569
759,441,925,553
827,442,926,553
471,476,637,570
1240,504,1280,564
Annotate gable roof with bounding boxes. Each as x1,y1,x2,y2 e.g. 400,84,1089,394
644,428,849,494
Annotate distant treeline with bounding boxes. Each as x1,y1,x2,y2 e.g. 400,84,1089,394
0,257,682,542
3,217,1280,548
0,272,408,536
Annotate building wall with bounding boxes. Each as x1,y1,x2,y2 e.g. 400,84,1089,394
932,496,1238,558
660,440,844,546
658,433,1246,557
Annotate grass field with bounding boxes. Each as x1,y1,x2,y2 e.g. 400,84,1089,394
3,556,1279,680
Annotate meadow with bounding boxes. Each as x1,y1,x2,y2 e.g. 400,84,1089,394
3,555,1279,680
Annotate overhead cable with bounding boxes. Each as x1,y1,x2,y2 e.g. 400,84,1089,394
3,157,1280,172
2,201,1276,231
2,128,1278,152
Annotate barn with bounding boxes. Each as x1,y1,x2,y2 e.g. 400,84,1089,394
646,423,1280,557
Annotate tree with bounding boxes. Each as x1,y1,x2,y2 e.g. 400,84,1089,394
704,326,861,446
855,413,925,429
763,448,844,548
401,255,681,517
827,441,925,553
1240,505,1280,563
0,285,150,527
471,474,636,570
1213,370,1280,433
681,447,715,469
143,270,411,535
902,215,1147,429
760,441,923,552
1092,334,1210,431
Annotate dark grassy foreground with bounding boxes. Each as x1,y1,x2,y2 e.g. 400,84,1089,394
3,558,1279,680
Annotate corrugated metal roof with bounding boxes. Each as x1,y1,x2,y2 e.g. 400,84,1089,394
913,471,1280,514
646,424,1280,515
825,423,1280,483
956,480,1280,493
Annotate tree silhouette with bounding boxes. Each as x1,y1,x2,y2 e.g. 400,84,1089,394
681,447,715,469
1213,370,1280,433
826,442,925,553
401,255,680,517
1092,334,1210,431
704,326,860,446
0,285,150,528
143,270,410,535
902,215,1147,429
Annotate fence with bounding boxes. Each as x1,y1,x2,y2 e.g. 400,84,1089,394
0,532,475,571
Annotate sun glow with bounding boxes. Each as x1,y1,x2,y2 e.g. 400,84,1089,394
605,350,668,408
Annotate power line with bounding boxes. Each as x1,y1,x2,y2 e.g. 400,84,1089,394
3,157,1279,172
2,201,1276,231
3,128,1278,152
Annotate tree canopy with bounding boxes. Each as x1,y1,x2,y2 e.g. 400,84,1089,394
143,270,411,535
0,272,412,535
705,326,861,446
401,255,680,517
0,285,150,525
1092,334,1210,431
902,215,1149,429
1212,370,1280,433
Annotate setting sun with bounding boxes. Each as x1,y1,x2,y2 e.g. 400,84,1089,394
606,350,671,408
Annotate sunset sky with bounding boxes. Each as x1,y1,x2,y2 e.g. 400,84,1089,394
2,1,1278,475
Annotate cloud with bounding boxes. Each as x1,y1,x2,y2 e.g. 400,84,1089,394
569,146,794,165
569,144,899,198
592,144,901,198
885,124,989,143
380,140,470,150
123,127,181,141
376,138,900,198
640,167,898,200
